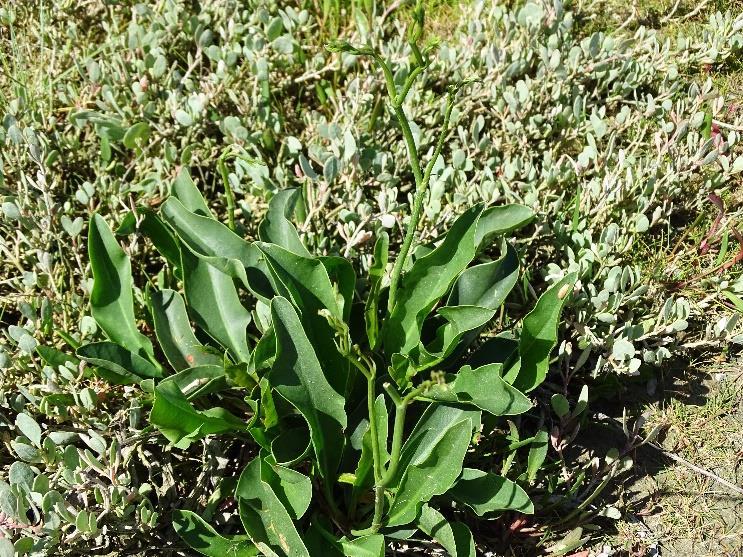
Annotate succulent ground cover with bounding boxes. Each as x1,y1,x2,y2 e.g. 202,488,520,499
1,0,742,555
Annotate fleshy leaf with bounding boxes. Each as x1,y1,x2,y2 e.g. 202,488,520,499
258,189,310,257
474,204,535,251
151,289,222,370
392,404,481,487
386,418,473,527
172,510,257,557
88,214,154,358
453,364,532,416
450,469,533,515
270,297,347,481
161,365,229,400
259,243,349,395
352,394,389,494
172,167,212,217
513,273,577,392
417,505,475,557
383,206,483,385
181,248,251,363
150,381,246,449
77,341,162,382
236,457,310,557
161,197,273,300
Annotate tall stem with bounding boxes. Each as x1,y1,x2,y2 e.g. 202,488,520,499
386,94,456,313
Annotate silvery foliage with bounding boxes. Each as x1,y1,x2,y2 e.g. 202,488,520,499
1,0,743,551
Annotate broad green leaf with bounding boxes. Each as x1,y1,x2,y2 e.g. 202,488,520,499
513,273,577,392
450,469,533,515
417,306,495,370
236,458,310,557
453,364,532,416
258,243,341,320
417,505,475,557
270,297,347,480
393,404,481,487
341,534,385,557
474,204,534,251
161,365,229,400
365,232,389,349
161,197,271,299
259,243,349,394
447,242,519,310
173,167,212,217
88,214,154,358
386,419,473,527
260,457,312,520
384,206,483,385
181,248,251,363
172,510,257,557
150,381,246,449
151,289,222,370
258,189,310,257
77,341,162,382
135,209,181,268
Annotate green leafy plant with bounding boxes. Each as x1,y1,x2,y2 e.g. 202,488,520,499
74,8,576,556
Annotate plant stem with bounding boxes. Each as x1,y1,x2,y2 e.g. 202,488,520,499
367,381,431,533
386,93,456,313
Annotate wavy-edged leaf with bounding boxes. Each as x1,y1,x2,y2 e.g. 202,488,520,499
270,297,347,480
448,242,519,310
77,341,161,383
150,381,246,449
260,243,349,394
236,457,310,557
161,197,272,299
474,204,534,252
173,167,212,217
172,510,257,557
513,273,577,392
117,208,180,268
417,505,475,557
393,404,481,487
450,469,533,515
260,457,312,520
384,206,483,385
181,248,251,363
88,214,154,358
417,306,495,370
365,232,389,349
151,289,223,370
454,364,532,416
258,189,310,257
386,418,473,527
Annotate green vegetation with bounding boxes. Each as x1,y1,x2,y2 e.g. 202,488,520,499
1,0,742,555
